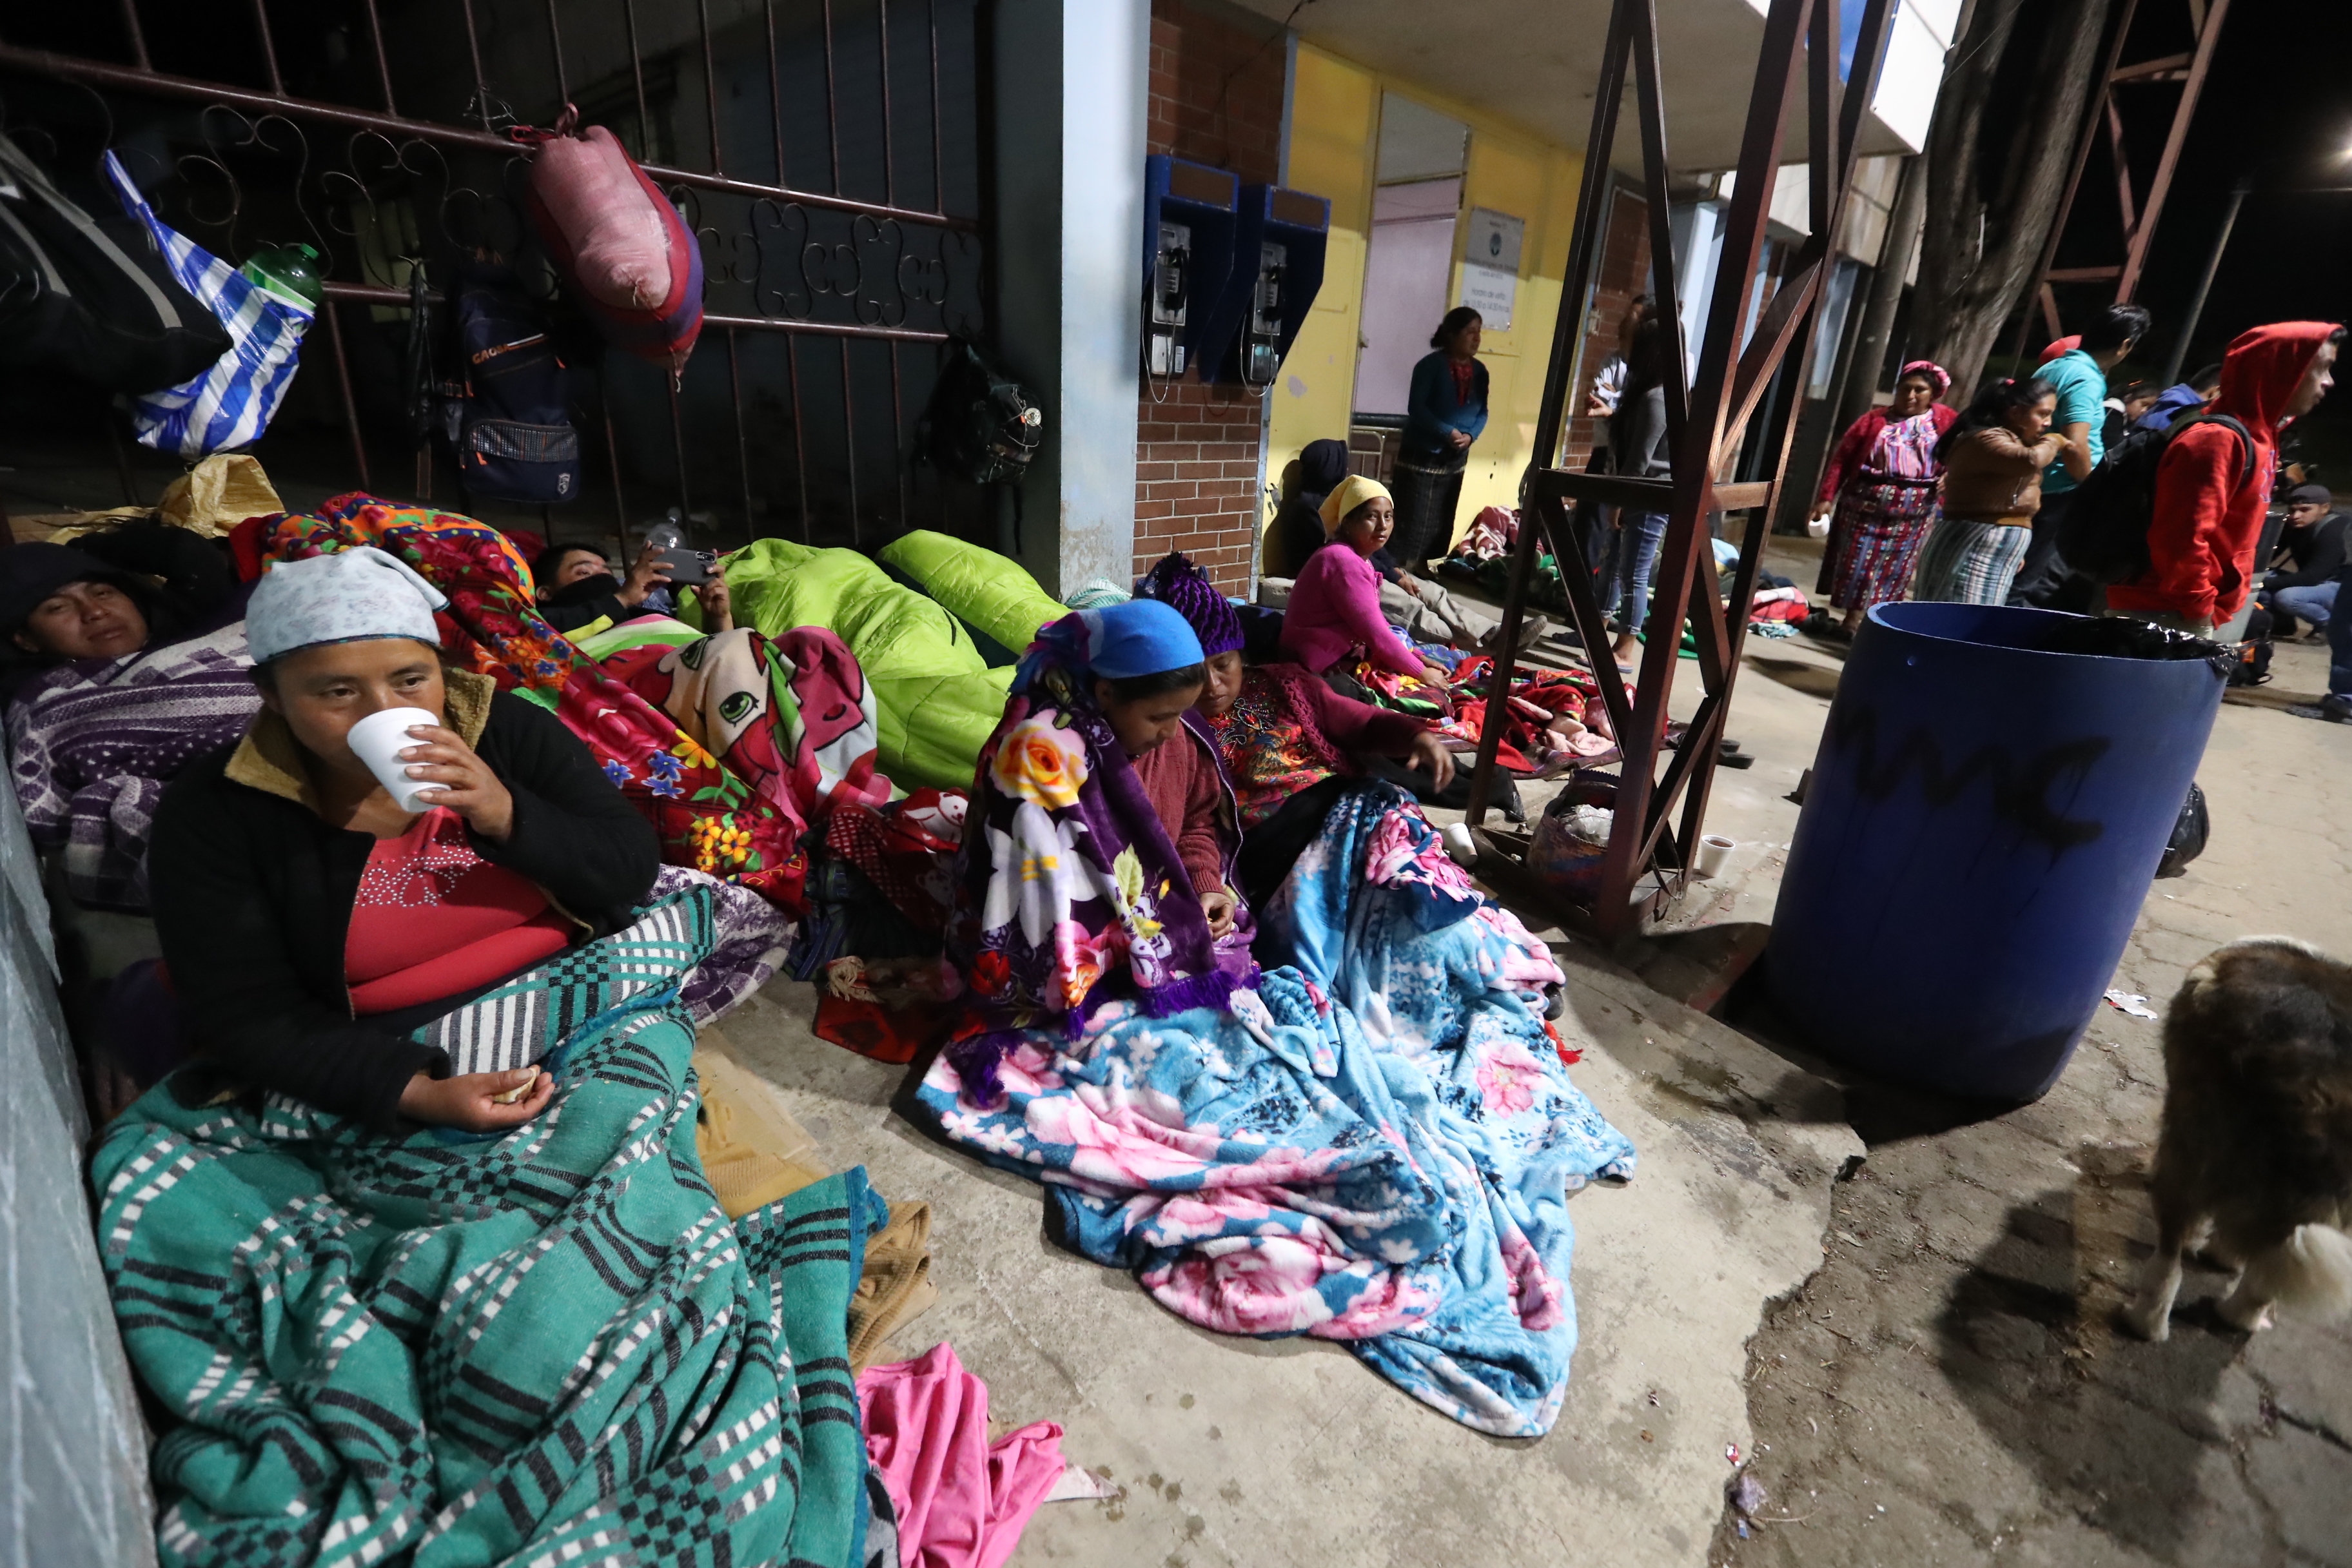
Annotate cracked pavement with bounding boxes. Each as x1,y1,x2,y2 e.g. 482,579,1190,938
1656,554,2352,1568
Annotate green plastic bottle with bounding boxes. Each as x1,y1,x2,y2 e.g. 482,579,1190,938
240,242,324,308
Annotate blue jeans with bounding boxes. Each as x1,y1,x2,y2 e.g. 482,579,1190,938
1600,511,1669,636
2273,580,2338,634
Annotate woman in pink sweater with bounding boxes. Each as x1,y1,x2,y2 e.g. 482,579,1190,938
1277,475,1453,690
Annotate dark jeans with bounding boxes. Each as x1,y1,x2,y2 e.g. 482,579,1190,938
2331,581,2352,699
2006,486,2082,609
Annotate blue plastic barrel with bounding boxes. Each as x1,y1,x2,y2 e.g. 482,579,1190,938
1767,603,2228,1101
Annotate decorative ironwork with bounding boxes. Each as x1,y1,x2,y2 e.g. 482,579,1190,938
0,0,987,552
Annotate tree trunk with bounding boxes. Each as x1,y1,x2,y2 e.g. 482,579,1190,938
1912,0,2114,397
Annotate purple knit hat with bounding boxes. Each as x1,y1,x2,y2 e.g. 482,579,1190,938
1134,552,1242,657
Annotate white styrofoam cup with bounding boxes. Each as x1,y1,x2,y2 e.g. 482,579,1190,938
346,705,447,814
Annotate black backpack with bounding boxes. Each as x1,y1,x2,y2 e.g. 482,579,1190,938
438,266,583,505
2155,781,2209,877
919,340,1040,485
2057,413,2253,585
0,133,230,393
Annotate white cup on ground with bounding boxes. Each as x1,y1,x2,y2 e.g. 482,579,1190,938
1692,834,1736,878
1442,822,1478,867
347,705,447,813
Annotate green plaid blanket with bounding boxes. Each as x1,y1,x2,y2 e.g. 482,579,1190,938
91,887,870,1567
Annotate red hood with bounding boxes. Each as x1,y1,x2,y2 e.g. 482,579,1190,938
2213,320,2341,437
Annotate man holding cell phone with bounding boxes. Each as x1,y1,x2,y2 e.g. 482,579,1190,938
533,539,731,636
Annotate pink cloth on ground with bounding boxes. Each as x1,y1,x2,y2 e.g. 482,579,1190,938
859,1343,1067,1568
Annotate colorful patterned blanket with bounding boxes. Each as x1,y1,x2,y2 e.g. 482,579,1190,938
6,620,260,910
92,885,874,1565
916,781,1634,1435
251,495,891,913
945,615,1249,1094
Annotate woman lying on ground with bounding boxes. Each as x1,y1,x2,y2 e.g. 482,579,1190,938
1277,475,1454,692
945,600,1254,1093
0,520,240,690
1136,552,1456,910
1911,376,2065,606
148,546,660,1131
3,522,257,908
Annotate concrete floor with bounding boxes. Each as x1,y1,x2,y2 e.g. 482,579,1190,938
720,539,2352,1567
1632,542,2352,1567
716,941,1860,1567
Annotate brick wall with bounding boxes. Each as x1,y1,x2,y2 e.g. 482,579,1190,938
1559,187,1652,474
1135,0,1286,594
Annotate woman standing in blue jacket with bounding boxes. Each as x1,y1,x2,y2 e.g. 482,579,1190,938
1389,306,1489,567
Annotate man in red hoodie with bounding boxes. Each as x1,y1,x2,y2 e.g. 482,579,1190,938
2104,321,2344,636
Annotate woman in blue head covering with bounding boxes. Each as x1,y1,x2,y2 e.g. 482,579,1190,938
945,600,1255,1101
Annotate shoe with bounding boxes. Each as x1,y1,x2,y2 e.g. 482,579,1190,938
1513,614,1553,651
2291,694,2352,723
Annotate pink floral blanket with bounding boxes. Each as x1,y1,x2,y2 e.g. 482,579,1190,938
914,780,1634,1436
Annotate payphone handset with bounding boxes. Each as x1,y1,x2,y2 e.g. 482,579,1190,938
1240,240,1287,386
1147,220,1191,378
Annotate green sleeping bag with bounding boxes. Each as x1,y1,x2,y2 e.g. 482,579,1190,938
723,539,1013,790
878,530,1068,657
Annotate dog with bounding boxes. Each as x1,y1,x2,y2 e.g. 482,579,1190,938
2120,937,2352,1341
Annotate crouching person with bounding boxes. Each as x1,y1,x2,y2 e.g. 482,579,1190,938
148,547,660,1131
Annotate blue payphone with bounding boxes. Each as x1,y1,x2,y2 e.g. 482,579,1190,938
1198,184,1329,386
1141,156,1239,379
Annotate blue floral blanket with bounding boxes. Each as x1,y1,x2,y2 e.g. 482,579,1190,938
916,782,1634,1435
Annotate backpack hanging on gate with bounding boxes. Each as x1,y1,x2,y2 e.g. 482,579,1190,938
438,265,583,506
0,133,229,393
2056,413,2253,585
919,340,1041,485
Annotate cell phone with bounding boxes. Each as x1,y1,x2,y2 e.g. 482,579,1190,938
655,546,716,586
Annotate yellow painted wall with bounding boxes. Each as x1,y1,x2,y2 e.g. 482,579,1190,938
1268,45,1587,564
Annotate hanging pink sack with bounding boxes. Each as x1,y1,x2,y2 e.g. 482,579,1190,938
515,108,703,376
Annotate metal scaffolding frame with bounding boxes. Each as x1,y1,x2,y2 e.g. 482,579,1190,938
2008,0,2234,354
1462,0,1899,941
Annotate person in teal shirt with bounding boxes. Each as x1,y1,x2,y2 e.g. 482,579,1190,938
2008,304,2150,607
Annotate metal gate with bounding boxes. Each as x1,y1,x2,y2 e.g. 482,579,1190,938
0,0,988,554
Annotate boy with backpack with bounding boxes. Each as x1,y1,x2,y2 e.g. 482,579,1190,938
2103,323,2342,637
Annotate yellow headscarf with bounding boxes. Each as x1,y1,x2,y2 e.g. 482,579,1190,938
1318,473,1392,537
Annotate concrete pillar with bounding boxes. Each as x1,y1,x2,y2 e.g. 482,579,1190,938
988,0,1148,597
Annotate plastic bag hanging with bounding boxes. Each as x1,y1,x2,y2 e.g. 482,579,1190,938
102,152,313,460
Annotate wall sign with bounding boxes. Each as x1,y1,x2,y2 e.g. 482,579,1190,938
1460,207,1525,330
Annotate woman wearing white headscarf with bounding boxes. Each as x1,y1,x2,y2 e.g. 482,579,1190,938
147,547,659,1132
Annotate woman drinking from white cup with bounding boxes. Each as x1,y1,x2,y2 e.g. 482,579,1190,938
148,547,660,1132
